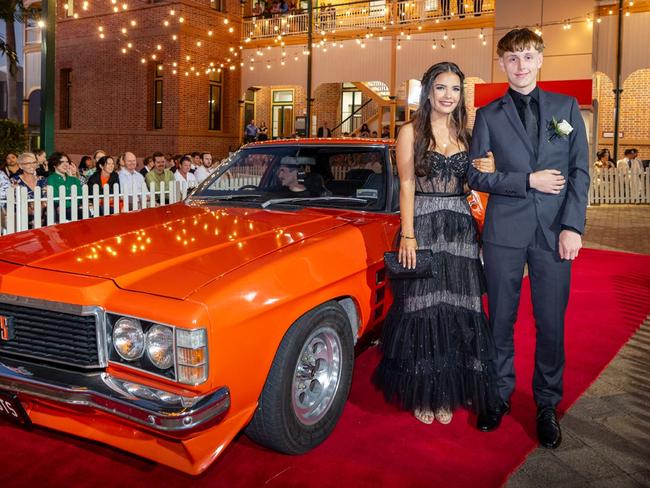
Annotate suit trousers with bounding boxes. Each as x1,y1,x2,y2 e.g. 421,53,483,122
483,226,572,408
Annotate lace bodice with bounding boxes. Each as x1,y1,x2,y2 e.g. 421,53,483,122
415,150,469,195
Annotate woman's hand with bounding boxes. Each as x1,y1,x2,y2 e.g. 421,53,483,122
398,235,418,269
472,151,495,173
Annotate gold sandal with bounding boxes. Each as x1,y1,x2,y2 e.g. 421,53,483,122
414,408,435,424
435,408,453,425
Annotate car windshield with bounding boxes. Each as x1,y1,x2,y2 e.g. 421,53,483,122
189,144,388,210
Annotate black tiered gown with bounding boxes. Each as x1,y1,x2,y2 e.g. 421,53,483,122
374,150,498,414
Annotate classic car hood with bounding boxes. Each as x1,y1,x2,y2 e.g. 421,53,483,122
0,203,350,299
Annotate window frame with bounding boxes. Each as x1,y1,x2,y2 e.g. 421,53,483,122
208,70,223,131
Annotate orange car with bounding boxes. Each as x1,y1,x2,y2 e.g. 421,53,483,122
0,139,403,474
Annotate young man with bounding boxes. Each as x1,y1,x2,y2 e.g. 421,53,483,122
467,28,590,449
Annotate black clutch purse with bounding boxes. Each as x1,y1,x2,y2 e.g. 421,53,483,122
383,250,435,279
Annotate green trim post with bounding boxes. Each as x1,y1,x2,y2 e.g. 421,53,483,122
40,0,55,154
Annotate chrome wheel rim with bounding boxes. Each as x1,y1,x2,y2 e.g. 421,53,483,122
291,326,342,426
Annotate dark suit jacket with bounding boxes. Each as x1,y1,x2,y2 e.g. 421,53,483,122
317,127,331,137
468,88,590,249
87,171,120,194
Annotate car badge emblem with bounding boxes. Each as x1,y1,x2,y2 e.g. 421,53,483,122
0,315,15,341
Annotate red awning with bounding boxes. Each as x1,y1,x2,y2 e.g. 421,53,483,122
474,79,593,107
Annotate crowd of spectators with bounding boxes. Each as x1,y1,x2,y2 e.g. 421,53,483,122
0,149,221,223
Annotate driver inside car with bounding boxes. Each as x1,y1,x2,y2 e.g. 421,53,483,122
274,156,330,197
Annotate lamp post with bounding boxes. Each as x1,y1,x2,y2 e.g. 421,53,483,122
40,0,55,154
612,0,624,160
306,0,313,137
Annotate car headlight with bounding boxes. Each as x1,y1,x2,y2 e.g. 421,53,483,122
146,325,174,370
112,317,145,361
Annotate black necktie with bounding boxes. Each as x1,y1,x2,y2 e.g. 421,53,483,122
521,95,538,153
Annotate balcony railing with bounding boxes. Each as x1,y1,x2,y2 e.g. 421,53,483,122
243,0,495,41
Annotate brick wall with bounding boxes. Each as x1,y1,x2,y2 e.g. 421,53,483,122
55,0,242,160
594,69,650,160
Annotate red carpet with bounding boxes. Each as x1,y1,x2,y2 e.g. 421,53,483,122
1,248,649,488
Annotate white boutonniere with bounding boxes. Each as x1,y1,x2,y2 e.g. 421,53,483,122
549,117,573,141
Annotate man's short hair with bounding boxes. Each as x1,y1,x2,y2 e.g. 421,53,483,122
624,149,635,156
201,152,212,159
152,151,164,159
191,152,201,158
497,28,545,57
143,156,153,166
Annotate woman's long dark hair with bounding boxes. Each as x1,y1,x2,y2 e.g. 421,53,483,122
411,62,471,177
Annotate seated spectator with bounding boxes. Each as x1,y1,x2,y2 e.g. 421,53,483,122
34,149,48,177
67,159,80,179
115,154,125,172
146,153,176,190
87,156,120,192
2,151,21,178
140,156,154,177
191,152,202,172
87,156,121,214
279,0,289,13
371,130,378,138
119,151,146,196
78,155,95,184
93,149,106,167
46,152,82,218
271,1,281,14
11,152,48,224
195,153,213,184
359,123,371,138
175,156,198,188
381,125,390,138
594,149,614,170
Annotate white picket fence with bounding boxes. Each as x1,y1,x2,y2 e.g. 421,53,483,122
1,181,191,236
589,168,650,205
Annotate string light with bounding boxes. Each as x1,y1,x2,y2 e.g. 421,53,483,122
432,40,437,50
443,31,448,41
451,38,456,48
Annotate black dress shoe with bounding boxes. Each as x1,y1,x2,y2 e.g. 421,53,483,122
537,407,562,449
477,401,510,432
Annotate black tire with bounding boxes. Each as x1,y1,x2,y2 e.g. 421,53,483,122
245,301,354,454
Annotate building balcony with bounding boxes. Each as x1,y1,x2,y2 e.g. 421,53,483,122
243,0,495,45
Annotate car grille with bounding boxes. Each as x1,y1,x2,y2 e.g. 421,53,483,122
0,302,100,368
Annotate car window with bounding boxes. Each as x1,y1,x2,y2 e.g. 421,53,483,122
192,145,390,211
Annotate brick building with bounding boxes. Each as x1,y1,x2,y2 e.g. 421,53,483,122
55,0,242,159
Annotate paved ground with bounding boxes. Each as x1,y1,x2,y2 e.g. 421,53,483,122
507,205,650,488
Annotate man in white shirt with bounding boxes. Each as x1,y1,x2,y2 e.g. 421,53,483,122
175,156,198,189
617,148,644,202
194,152,213,184
119,152,147,202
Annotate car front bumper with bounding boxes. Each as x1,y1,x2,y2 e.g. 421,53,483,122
0,355,230,436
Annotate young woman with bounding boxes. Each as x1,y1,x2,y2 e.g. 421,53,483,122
87,155,121,214
374,62,498,425
594,149,615,170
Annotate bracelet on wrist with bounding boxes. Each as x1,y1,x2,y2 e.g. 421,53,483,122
401,234,416,239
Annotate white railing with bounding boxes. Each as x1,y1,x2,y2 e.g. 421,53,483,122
1,181,191,236
589,168,650,204
243,0,495,40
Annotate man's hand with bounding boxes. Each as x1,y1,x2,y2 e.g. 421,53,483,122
530,169,566,194
559,229,582,260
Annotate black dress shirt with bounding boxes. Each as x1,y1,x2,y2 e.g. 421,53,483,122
508,86,540,136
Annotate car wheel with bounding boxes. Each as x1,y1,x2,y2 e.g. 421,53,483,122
245,301,354,454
